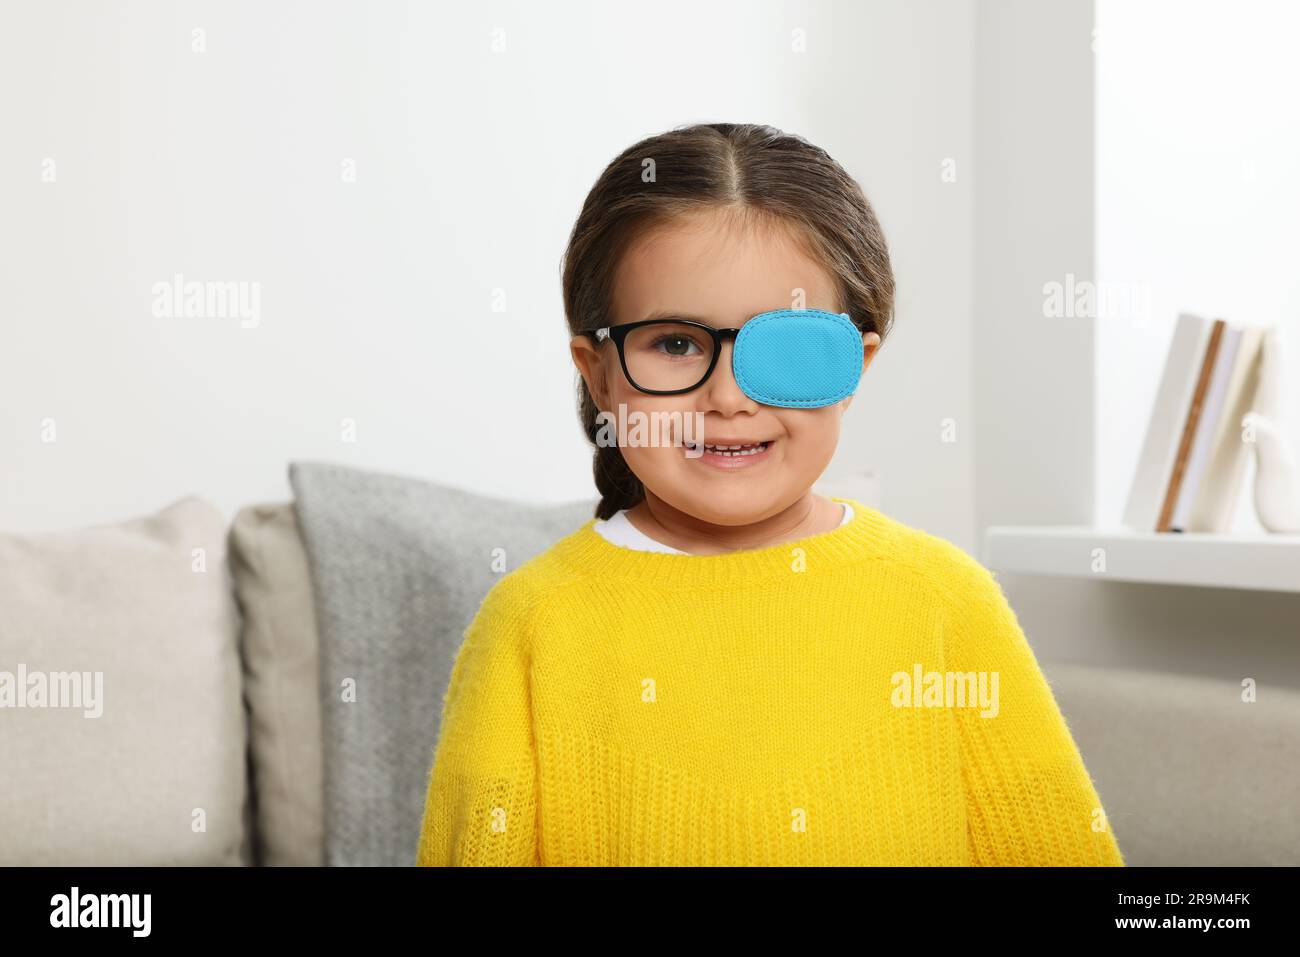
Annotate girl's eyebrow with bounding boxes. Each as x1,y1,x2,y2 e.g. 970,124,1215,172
638,309,719,326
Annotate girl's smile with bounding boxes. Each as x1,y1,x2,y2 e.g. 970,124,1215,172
684,437,775,468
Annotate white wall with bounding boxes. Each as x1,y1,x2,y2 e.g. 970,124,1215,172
971,0,1300,696
804,0,976,548
0,0,977,542
1096,0,1300,530
973,0,1096,535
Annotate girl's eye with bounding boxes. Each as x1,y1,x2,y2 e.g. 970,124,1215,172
647,334,704,357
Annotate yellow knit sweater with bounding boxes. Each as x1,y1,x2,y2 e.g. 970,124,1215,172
415,497,1125,866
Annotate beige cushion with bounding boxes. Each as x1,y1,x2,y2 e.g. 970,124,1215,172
0,498,249,865
228,503,325,866
1045,660,1300,866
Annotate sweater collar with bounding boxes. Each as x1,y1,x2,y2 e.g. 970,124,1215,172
551,497,895,587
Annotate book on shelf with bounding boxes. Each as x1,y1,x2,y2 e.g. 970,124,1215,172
1122,312,1268,533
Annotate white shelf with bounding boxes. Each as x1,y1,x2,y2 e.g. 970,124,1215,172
983,525,1300,593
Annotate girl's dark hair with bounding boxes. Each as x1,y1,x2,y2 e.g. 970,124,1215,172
560,122,895,520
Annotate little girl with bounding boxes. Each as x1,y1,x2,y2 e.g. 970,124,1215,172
416,122,1125,867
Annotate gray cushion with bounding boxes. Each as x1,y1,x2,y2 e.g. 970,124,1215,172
288,461,595,866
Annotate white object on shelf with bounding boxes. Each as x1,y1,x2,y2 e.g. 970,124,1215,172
1245,329,1300,533
983,525,1300,593
1247,413,1300,533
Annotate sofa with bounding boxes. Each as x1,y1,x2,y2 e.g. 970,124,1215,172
2,460,1296,866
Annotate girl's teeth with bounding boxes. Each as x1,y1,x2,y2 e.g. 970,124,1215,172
698,442,767,456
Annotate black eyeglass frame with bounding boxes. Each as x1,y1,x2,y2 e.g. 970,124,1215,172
583,318,746,397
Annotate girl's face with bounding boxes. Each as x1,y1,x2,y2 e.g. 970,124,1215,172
571,208,882,528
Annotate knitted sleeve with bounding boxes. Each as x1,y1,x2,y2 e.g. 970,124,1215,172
415,578,540,866
940,553,1125,866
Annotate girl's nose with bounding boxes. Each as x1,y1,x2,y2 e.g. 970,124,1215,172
701,340,758,411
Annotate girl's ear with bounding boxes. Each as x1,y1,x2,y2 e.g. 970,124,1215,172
862,332,882,373
570,335,611,409
842,333,882,412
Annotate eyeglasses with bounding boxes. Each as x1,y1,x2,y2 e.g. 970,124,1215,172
583,307,864,409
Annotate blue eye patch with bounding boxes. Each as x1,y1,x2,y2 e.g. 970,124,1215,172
732,308,864,408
